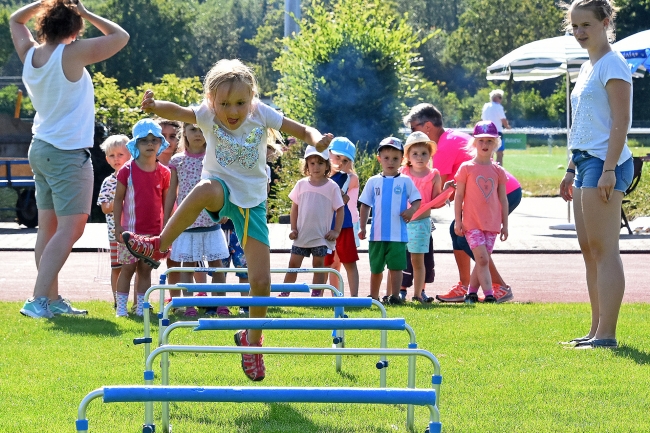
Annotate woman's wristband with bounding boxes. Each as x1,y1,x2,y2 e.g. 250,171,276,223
603,169,615,173
566,168,575,174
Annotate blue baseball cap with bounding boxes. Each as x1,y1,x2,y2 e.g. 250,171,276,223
328,137,356,162
126,118,169,159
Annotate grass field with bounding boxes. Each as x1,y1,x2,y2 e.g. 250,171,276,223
1,301,649,433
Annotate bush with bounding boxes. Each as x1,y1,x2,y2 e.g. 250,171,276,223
0,85,34,118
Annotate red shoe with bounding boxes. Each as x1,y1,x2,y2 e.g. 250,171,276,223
122,232,170,269
435,283,467,303
493,284,514,303
234,330,265,381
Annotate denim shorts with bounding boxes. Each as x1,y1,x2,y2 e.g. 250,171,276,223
291,245,329,258
572,151,633,193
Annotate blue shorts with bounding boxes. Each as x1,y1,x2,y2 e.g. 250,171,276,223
497,132,505,152
406,218,431,253
205,177,269,248
572,151,633,193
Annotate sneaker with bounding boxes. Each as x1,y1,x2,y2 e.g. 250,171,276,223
204,307,217,316
399,289,407,301
20,297,54,319
411,296,427,304
436,283,468,303
311,289,323,297
239,306,250,316
216,306,231,316
49,296,88,315
483,295,497,303
121,232,170,269
464,293,479,304
278,292,290,297
234,330,265,381
383,295,403,305
493,284,514,303
421,291,431,302
184,306,198,317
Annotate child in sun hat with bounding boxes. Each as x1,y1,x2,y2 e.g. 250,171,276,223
324,137,360,296
279,145,345,297
399,131,442,303
453,120,508,304
113,118,171,316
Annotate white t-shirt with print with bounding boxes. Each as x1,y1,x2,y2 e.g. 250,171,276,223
569,50,633,166
193,100,283,208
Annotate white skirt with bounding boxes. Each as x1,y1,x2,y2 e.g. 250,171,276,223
170,228,229,263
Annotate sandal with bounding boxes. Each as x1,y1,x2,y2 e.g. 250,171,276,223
573,338,618,349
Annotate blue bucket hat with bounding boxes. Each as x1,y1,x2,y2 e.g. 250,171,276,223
328,137,356,162
126,118,170,159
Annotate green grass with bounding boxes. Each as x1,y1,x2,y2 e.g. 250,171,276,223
1,301,649,432
502,146,569,196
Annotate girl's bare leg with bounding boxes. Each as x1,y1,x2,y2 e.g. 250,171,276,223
243,237,270,343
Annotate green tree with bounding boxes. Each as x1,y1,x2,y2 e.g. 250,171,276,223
0,6,13,68
93,73,202,135
446,0,565,79
88,0,197,88
616,0,650,123
274,0,435,147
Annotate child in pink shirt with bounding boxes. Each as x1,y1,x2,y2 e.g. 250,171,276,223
280,146,345,297
453,121,508,303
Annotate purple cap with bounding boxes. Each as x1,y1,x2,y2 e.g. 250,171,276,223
472,121,499,138
378,136,403,152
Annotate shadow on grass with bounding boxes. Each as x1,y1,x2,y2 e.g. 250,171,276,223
47,316,122,336
614,343,650,365
236,402,392,433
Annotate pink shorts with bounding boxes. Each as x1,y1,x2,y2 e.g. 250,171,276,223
465,229,498,254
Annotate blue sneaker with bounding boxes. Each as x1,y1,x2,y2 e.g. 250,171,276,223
20,297,54,319
49,296,88,315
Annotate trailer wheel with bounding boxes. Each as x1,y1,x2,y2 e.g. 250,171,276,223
16,188,38,228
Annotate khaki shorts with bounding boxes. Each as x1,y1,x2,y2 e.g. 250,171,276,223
28,138,93,216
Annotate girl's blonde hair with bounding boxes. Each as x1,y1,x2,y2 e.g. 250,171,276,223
100,134,129,154
203,59,259,113
403,141,436,168
562,0,618,42
301,155,331,177
177,123,206,154
464,136,501,156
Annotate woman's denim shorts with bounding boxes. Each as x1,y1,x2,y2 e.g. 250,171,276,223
572,150,633,193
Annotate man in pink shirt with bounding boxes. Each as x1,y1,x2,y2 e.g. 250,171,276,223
403,103,518,303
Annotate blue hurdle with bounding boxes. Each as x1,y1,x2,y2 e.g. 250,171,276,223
76,385,441,433
149,318,440,432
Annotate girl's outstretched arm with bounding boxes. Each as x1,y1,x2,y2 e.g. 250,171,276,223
279,117,333,151
141,90,197,124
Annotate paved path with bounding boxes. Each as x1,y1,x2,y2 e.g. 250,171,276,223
1,197,649,304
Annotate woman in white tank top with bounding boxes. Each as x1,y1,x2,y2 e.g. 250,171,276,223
10,0,129,319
